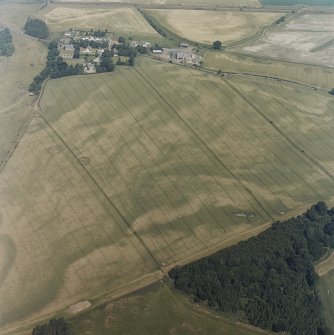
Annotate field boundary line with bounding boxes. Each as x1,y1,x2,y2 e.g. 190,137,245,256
0,112,34,174
134,65,274,221
224,79,334,184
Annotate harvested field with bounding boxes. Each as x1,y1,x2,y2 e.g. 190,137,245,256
0,3,42,28
54,0,261,7
2,57,334,333
43,7,159,37
240,12,334,67
204,51,334,89
145,9,281,44
261,0,334,5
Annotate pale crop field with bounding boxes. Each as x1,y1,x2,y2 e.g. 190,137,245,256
240,12,334,67
0,4,47,170
145,9,281,44
204,51,334,89
2,58,334,333
54,0,261,7
43,6,159,37
0,3,42,29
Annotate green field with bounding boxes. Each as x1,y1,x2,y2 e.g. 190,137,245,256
204,51,334,90
318,270,334,331
70,282,271,335
2,57,334,333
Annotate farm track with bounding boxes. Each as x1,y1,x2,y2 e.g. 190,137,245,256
148,54,329,92
225,10,294,48
315,251,334,277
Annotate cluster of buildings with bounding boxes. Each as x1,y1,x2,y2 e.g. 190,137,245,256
129,40,151,49
57,32,202,73
151,42,202,66
58,30,112,61
58,43,75,60
170,43,202,66
58,31,154,62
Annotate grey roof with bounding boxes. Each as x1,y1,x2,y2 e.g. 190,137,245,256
64,44,75,51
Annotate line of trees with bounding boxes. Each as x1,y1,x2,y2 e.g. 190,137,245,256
29,41,83,94
96,49,114,72
23,17,49,39
0,27,15,56
169,201,334,335
32,318,71,335
73,39,108,50
114,42,137,58
213,40,222,50
29,35,139,94
88,28,108,37
140,11,167,37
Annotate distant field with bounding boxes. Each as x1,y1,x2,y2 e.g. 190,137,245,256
145,9,280,45
54,0,261,7
42,6,159,39
0,3,41,28
2,58,334,333
204,51,334,89
261,0,334,5
239,12,334,67
71,283,271,335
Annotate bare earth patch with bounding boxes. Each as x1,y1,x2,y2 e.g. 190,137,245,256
67,301,91,314
240,13,334,67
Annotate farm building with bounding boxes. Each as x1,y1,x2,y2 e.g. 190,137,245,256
170,49,191,61
180,42,189,48
130,40,139,47
142,42,151,48
64,44,74,52
170,49,202,65
152,49,163,54
64,31,74,37
82,47,93,54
